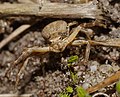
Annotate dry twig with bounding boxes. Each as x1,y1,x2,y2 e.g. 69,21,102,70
0,2,102,19
86,70,120,93
0,24,30,50
0,94,33,97
73,70,120,97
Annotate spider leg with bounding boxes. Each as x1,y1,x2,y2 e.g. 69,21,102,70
65,21,78,37
6,47,50,77
72,38,120,65
62,25,83,49
15,58,29,87
72,40,91,64
63,26,92,64
56,25,92,64
81,28,93,40
84,42,91,64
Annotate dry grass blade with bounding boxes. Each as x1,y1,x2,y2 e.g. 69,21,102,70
86,70,120,93
73,70,120,97
0,24,30,50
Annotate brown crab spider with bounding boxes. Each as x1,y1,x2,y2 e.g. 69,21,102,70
6,20,120,89
8,20,105,71
6,20,94,85
6,20,111,86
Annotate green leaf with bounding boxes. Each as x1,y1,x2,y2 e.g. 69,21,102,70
70,71,78,83
68,55,78,63
116,81,120,94
66,86,73,93
76,86,91,97
59,93,70,97
67,63,71,67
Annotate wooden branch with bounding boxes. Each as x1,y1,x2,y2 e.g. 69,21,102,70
0,94,33,97
0,2,102,19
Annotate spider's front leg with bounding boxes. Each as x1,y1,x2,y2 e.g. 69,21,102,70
5,46,50,77
57,25,84,51
64,25,92,64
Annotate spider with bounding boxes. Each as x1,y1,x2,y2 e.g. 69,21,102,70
6,20,120,86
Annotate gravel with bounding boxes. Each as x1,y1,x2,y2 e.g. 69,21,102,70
0,0,120,96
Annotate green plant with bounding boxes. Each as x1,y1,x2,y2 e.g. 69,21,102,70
59,55,80,97
67,55,79,83
70,71,78,83
66,86,73,93
59,93,70,97
59,86,73,97
59,86,91,97
116,80,120,96
68,55,78,63
76,86,91,97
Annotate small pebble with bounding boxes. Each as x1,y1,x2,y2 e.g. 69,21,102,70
90,65,97,72
82,83,90,89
